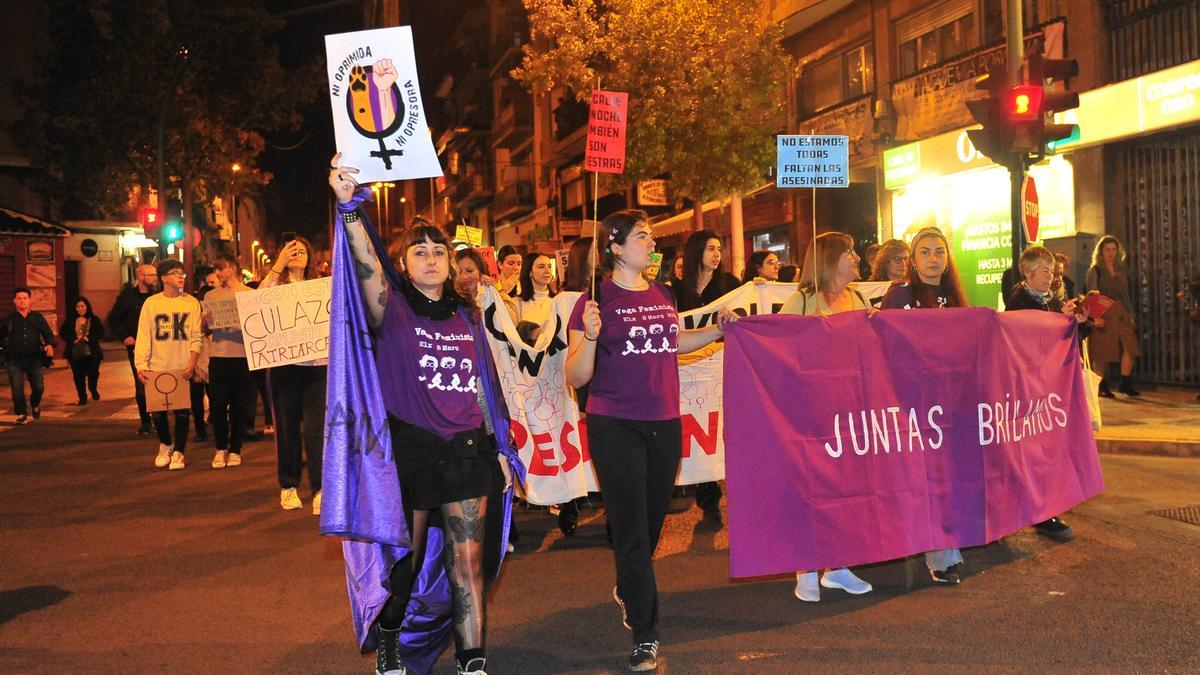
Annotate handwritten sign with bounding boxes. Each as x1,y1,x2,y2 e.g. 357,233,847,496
325,26,443,182
584,90,628,174
235,277,333,370
203,296,241,330
455,224,483,247
146,370,191,412
776,135,849,188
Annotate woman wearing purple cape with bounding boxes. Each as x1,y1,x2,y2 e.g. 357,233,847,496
320,154,524,675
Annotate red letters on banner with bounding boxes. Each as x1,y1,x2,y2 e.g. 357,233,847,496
510,417,591,477
681,411,720,458
584,90,628,174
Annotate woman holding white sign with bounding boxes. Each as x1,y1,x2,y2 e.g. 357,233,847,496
780,232,876,602
329,155,521,675
262,235,327,514
566,210,735,672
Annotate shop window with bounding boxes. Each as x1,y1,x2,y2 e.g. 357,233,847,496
896,0,979,77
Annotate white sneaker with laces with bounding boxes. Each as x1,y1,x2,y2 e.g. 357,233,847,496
211,450,228,469
821,567,873,595
154,444,173,468
168,451,186,471
312,490,322,516
794,571,820,602
226,452,242,467
280,488,302,510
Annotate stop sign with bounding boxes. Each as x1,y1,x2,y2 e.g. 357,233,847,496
1022,175,1040,242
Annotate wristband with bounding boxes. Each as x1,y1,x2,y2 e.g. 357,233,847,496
341,210,360,223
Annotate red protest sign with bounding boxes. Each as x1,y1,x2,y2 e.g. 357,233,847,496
584,90,628,174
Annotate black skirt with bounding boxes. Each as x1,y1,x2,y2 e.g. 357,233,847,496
388,415,498,510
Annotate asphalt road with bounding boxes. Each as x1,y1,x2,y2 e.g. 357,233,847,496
1,400,1199,673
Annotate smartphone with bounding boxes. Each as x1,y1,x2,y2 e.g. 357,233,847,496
282,231,296,243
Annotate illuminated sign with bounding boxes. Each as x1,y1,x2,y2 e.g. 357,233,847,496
1052,57,1200,151
884,128,993,190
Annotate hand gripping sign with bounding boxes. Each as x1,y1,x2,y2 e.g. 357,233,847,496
325,26,443,183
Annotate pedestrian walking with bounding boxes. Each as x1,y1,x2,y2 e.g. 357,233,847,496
108,264,158,434
674,229,740,524
880,226,970,585
59,297,105,405
1085,235,1142,398
329,155,522,675
780,232,876,601
262,235,327,513
869,238,910,282
566,209,735,672
742,250,782,283
202,254,254,469
134,260,202,471
1,287,56,424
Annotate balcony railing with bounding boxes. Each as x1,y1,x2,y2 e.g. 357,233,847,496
492,179,534,218
492,99,533,149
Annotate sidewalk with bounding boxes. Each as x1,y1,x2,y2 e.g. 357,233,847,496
1095,386,1200,458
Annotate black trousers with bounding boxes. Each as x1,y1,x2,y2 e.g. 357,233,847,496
269,364,326,492
587,414,682,644
153,410,190,454
68,356,101,401
124,346,150,425
251,368,273,428
190,381,208,434
209,356,253,453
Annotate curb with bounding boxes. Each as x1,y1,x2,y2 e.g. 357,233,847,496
1096,437,1200,458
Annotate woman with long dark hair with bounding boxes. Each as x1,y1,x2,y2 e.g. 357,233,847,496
60,296,104,405
509,252,557,326
566,209,735,671
1085,235,1142,397
330,155,520,675
880,227,968,584
742,250,781,284
262,234,326,514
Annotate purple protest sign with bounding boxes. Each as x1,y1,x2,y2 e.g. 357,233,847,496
722,308,1104,578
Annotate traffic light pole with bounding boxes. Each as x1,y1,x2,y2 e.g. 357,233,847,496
1006,0,1026,278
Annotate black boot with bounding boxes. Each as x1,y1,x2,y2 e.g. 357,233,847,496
1098,380,1116,398
557,499,579,536
375,626,406,675
1118,376,1141,397
1034,516,1074,541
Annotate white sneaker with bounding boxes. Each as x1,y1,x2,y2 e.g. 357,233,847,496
154,444,173,468
312,490,322,516
280,488,302,510
211,450,228,469
821,567,873,595
225,452,242,467
794,571,820,602
168,451,186,471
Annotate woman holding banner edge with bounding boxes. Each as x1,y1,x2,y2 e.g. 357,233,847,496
566,210,736,672
879,226,970,585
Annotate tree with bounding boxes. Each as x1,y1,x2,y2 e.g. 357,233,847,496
17,0,320,221
513,0,791,203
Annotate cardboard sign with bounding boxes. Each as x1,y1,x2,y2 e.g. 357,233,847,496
475,246,500,278
584,90,628,174
203,296,240,330
454,224,483,247
236,277,333,371
325,27,443,182
638,179,670,206
776,135,849,188
146,369,191,412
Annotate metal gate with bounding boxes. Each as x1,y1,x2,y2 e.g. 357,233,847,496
1114,129,1200,387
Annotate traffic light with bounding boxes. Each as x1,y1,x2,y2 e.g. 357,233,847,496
163,219,184,244
139,207,162,240
1026,51,1079,154
965,66,1014,166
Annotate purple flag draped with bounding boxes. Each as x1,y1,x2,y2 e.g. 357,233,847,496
723,308,1104,578
320,189,524,674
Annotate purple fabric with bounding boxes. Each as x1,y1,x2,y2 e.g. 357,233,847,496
377,292,484,441
321,190,525,674
723,308,1104,578
567,279,681,420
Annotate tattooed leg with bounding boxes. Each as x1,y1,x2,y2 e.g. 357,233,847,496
442,496,488,652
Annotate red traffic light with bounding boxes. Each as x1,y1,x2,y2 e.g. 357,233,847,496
1007,85,1043,122
139,207,160,228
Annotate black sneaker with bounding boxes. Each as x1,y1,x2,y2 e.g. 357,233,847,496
629,641,659,672
613,586,632,630
930,562,962,585
375,626,407,675
558,500,579,536
31,406,40,419
1098,381,1115,398
137,423,152,436
1118,377,1141,397
15,415,29,425
1034,517,1074,541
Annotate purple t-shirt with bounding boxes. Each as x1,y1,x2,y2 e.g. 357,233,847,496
568,279,681,421
376,292,483,440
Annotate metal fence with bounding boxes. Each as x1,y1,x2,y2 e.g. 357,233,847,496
1102,0,1200,81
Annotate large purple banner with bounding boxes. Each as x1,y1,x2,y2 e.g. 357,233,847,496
723,308,1104,578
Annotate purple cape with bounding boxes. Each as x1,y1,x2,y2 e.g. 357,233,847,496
319,190,525,674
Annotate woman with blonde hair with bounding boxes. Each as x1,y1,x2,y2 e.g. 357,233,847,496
1085,235,1141,397
870,239,910,282
779,232,875,601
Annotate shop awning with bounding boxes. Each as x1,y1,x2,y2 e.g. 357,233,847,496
0,208,70,237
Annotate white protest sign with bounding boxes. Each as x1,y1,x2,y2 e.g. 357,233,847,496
325,26,443,183
203,296,240,330
236,277,333,371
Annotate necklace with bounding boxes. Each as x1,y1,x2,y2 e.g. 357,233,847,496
612,277,649,291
